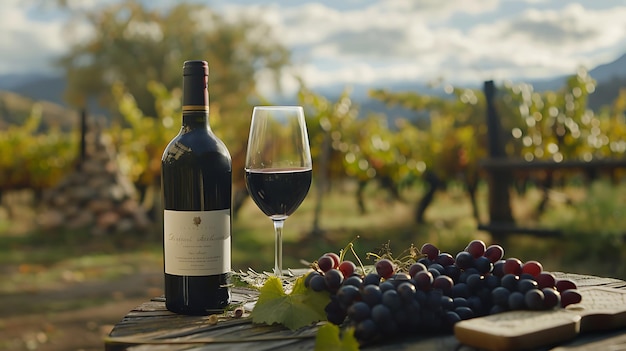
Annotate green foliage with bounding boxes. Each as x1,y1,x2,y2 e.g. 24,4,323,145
541,181,626,239
57,0,290,118
251,276,330,330
0,103,78,190
314,324,359,351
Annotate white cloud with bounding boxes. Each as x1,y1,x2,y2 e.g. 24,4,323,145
0,0,625,96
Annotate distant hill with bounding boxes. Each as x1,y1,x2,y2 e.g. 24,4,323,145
0,90,78,131
0,52,624,127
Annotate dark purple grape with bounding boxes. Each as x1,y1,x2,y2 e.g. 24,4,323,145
501,274,519,292
409,262,427,277
492,260,506,277
466,239,486,258
455,251,474,269
348,301,371,322
420,243,440,260
492,287,511,308
382,289,402,310
474,256,493,274
428,268,441,278
324,269,344,292
444,311,462,329
518,279,539,294
309,274,327,292
454,306,474,320
485,274,500,290
343,275,363,288
397,282,417,301
371,304,393,326
453,297,469,308
362,284,382,306
363,272,381,286
337,285,361,307
354,319,377,341
451,282,470,298
508,291,526,310
441,295,454,310
304,271,320,288
429,263,445,274
379,281,395,292
466,274,484,292
542,288,561,309
444,264,461,282
525,289,545,310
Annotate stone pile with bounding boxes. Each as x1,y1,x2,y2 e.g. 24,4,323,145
39,119,150,236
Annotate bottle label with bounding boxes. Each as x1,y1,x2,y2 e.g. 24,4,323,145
163,209,231,276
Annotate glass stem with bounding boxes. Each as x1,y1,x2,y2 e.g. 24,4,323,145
272,219,284,277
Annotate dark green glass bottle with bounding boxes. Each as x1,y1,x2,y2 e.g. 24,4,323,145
161,60,231,315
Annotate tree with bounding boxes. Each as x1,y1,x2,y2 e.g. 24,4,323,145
57,1,290,118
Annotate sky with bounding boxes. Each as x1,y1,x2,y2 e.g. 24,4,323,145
1,0,625,96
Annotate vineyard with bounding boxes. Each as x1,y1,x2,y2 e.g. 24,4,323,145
1,69,626,240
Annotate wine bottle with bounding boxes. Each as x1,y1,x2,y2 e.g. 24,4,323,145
161,60,231,315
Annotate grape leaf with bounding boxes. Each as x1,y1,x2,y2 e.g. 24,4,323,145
251,275,330,330
314,324,360,351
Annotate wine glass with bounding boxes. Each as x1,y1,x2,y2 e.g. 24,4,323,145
245,106,312,277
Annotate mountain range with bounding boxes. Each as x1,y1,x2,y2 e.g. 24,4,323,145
1,53,625,119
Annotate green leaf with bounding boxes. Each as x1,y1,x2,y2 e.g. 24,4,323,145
251,275,330,330
314,324,360,351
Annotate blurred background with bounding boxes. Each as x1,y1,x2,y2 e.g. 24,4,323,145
1,0,625,350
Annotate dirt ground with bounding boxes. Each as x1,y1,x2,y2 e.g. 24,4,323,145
0,270,163,351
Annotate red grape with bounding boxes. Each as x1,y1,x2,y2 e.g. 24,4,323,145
560,289,582,307
420,243,440,260
555,279,577,293
535,272,557,289
408,262,427,278
414,271,434,291
339,260,357,277
503,258,523,275
433,275,454,294
436,253,455,266
466,239,486,258
375,259,395,279
326,253,340,269
484,244,505,263
521,260,543,277
317,255,334,272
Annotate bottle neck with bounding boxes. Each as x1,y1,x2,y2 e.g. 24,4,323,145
181,61,209,129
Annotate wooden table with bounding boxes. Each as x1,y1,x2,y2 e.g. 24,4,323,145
105,272,626,351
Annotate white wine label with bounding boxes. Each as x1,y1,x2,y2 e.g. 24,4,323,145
164,209,231,276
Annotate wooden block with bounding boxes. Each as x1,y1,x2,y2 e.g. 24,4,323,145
454,310,581,351
454,286,626,351
568,286,626,332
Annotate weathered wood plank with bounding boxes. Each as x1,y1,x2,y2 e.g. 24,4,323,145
106,274,626,351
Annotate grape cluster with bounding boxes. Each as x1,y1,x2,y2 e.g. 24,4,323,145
305,240,582,343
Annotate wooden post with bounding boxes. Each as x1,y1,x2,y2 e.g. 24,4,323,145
483,81,514,239
78,108,87,170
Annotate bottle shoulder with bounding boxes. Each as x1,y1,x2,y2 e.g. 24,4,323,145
162,129,231,164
